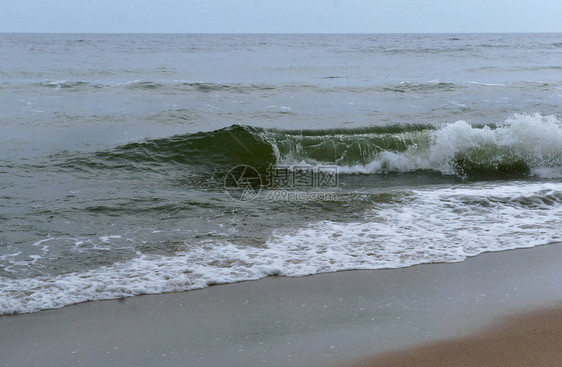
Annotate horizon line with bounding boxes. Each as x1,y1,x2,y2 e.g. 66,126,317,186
2,31,561,35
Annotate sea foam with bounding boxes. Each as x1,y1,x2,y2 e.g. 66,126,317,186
1,181,560,315
338,113,562,177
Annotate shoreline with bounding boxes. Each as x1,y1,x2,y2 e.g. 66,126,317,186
1,242,562,367
3,241,559,318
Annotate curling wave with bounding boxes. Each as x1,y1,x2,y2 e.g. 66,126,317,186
69,113,562,179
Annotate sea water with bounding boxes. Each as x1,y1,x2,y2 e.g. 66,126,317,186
1,33,561,314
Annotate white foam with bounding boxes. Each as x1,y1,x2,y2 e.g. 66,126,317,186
465,81,506,87
100,235,122,243
262,182,561,273
338,113,562,177
0,252,21,261
1,182,560,315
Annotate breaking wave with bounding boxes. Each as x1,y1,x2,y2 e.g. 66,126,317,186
69,113,562,179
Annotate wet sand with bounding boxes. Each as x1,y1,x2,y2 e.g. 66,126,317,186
1,243,561,367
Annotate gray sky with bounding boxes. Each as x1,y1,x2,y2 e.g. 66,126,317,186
2,0,561,33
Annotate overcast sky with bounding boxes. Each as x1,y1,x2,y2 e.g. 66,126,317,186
2,0,561,33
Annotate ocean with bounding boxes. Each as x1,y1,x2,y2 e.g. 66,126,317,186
1,33,561,315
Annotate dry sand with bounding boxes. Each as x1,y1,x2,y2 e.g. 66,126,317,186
350,307,562,367
1,243,561,367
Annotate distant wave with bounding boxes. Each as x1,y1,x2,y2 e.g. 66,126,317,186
32,79,507,95
383,80,460,93
36,80,282,93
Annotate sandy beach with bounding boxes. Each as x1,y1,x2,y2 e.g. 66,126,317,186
1,242,561,367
